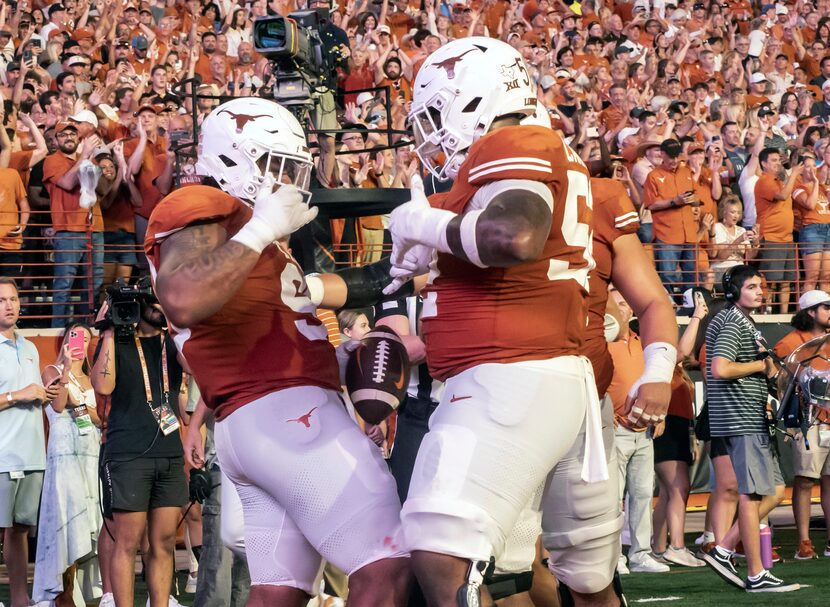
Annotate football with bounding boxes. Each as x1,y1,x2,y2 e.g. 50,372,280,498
345,326,410,424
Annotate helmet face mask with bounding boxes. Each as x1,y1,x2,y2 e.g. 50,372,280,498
196,97,313,205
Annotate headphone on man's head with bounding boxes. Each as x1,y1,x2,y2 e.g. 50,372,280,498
722,265,742,302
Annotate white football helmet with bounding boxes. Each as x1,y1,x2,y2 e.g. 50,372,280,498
409,36,537,181
195,97,313,203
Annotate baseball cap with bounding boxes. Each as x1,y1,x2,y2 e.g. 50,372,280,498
73,27,95,41
377,24,391,35
775,4,789,14
133,104,159,117
93,145,112,159
687,142,705,154
758,105,776,117
799,290,830,310
66,55,90,67
660,138,683,157
55,121,78,134
69,109,99,128
355,92,374,106
132,35,149,50
822,80,830,91
539,74,556,90
693,2,705,9
750,72,768,84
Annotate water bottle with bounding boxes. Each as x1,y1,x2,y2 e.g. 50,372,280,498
760,524,773,569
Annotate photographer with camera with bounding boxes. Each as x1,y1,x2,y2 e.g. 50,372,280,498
91,281,187,607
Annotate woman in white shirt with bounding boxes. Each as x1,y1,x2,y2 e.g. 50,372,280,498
33,324,103,607
224,9,251,58
711,196,759,283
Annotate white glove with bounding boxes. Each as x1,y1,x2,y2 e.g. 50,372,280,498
383,243,433,295
231,176,318,254
388,174,455,266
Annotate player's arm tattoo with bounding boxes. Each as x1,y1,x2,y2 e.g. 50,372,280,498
156,222,263,327
445,191,552,267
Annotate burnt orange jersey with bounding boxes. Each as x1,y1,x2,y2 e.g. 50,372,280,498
144,185,341,421
585,178,640,396
421,126,594,381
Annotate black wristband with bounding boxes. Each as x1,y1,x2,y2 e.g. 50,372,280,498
337,257,414,309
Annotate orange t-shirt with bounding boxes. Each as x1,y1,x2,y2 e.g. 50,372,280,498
0,168,27,251
101,186,136,234
667,367,694,419
754,173,793,242
745,93,771,108
123,137,170,219
642,165,698,244
9,150,34,188
792,179,830,226
42,152,104,232
608,331,647,432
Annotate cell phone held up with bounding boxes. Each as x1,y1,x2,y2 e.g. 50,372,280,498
68,330,85,359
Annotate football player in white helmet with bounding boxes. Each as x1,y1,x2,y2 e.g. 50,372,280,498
146,97,412,607
195,97,314,202
386,37,624,607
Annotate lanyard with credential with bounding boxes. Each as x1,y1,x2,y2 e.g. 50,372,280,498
134,333,168,408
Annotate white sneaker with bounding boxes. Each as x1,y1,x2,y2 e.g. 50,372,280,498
99,594,115,607
617,553,630,575
185,572,198,593
629,554,671,573
664,546,706,567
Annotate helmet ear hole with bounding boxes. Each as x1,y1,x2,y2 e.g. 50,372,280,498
462,97,482,113
218,154,237,167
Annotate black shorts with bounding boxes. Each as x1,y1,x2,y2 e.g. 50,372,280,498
757,240,796,283
710,436,729,458
102,456,188,517
653,415,693,465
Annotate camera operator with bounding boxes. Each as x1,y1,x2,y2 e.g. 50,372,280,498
701,265,797,593
91,289,187,607
307,0,349,187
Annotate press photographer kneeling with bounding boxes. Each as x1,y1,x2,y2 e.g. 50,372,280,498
92,280,187,607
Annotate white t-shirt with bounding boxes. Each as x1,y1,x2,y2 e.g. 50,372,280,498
711,222,748,274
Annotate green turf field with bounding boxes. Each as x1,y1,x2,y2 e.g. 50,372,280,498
621,530,829,606
3,529,828,606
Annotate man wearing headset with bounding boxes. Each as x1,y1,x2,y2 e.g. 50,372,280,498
701,265,798,593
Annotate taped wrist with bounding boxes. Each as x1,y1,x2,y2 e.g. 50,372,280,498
338,258,413,309
459,209,486,268
627,341,677,398
230,217,273,254
415,207,456,253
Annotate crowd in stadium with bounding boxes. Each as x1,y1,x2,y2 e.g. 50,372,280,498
0,0,830,313
1,0,830,605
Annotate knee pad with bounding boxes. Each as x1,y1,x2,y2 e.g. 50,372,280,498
543,515,622,595
558,572,627,607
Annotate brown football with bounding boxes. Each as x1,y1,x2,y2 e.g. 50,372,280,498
345,326,410,424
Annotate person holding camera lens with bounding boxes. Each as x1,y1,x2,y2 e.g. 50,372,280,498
701,265,797,593
91,288,187,607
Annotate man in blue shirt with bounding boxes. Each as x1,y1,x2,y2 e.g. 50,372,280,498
0,277,60,607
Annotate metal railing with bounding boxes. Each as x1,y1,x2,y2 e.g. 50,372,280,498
2,223,816,325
